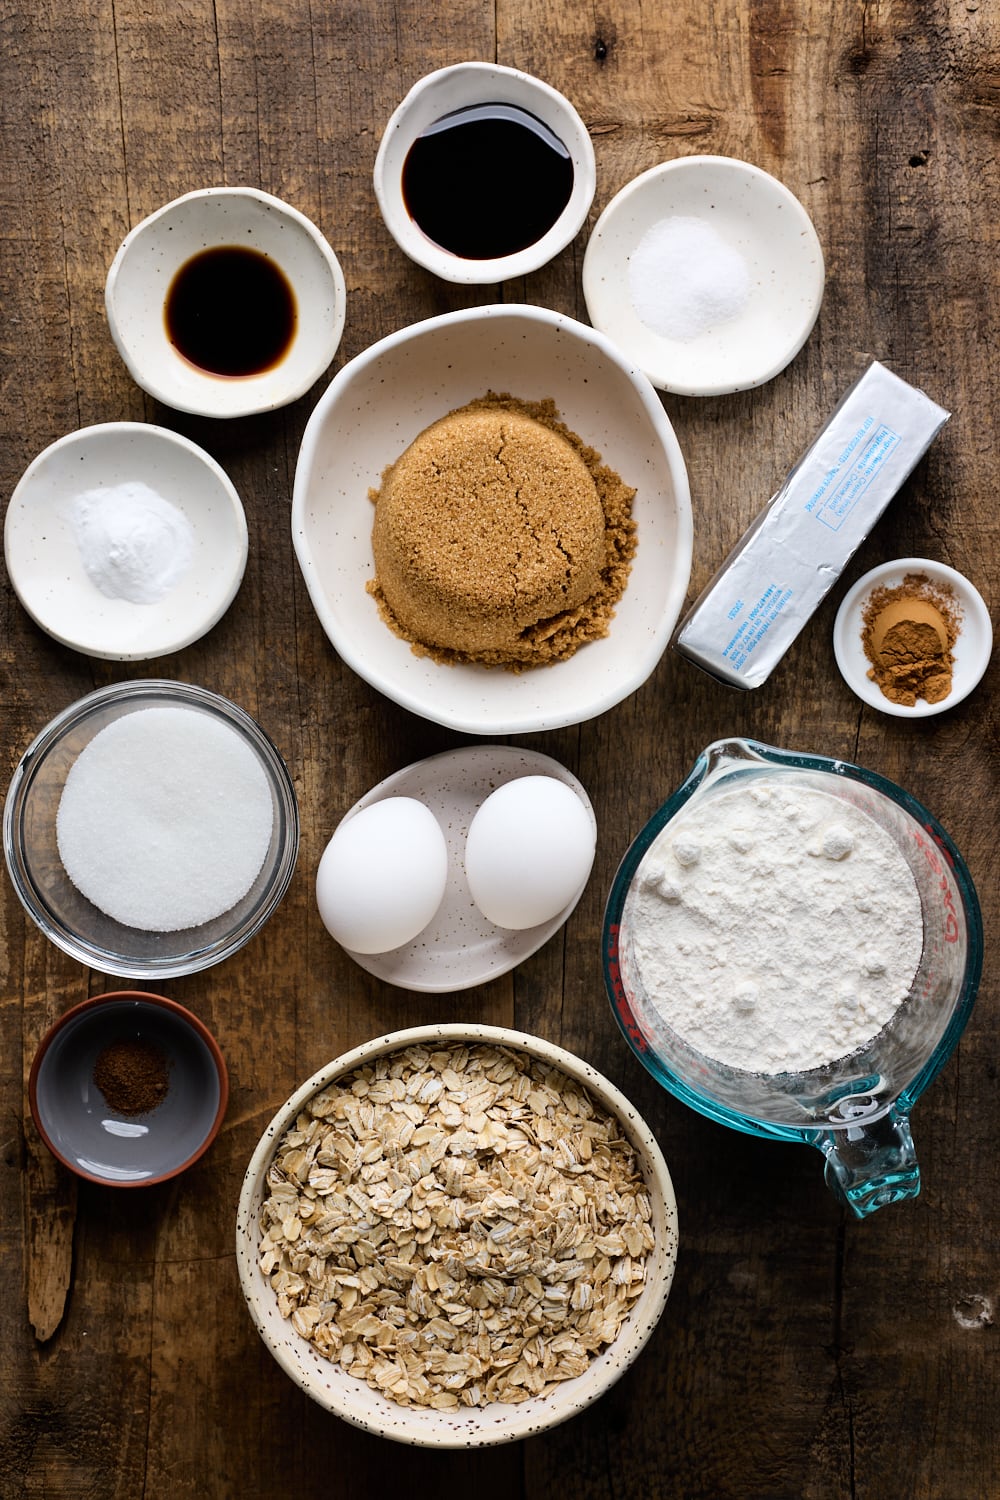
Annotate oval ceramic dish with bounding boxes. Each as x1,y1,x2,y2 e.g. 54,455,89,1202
323,745,596,992
292,303,693,734
832,558,993,718
106,187,346,417
4,422,248,660
236,1023,679,1446
374,62,596,284
583,155,825,396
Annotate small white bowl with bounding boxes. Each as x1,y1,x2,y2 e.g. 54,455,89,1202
106,187,346,418
373,62,596,284
583,155,825,396
291,303,693,735
236,1023,679,1446
833,558,993,718
4,422,248,660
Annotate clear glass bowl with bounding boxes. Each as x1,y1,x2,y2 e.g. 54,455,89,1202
4,680,299,979
603,737,983,1218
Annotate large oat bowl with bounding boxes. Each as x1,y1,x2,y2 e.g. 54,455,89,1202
291,303,693,735
236,1024,678,1447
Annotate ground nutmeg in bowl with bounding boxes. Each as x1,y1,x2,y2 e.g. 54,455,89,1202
366,393,637,670
257,1041,653,1410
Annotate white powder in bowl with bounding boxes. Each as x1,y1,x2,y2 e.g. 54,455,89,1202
56,705,274,931
628,214,751,342
70,481,195,604
627,778,923,1074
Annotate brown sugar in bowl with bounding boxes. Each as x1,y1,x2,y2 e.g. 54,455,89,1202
368,394,636,668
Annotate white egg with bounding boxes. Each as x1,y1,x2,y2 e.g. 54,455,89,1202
316,797,448,954
464,776,596,930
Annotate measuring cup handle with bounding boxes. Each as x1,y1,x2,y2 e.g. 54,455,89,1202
818,1107,920,1219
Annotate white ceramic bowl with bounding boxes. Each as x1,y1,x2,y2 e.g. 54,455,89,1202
292,304,693,734
4,422,248,659
106,187,346,417
236,1023,679,1447
373,62,596,284
583,155,825,396
833,558,993,718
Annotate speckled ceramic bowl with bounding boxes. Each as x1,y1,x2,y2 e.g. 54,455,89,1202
292,303,693,734
4,422,248,660
236,1023,678,1447
374,62,596,284
583,155,824,395
106,187,346,418
30,991,228,1187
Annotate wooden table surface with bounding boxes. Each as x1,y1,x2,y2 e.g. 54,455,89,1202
3,2,997,1496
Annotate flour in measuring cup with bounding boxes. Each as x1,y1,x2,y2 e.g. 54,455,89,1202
626,778,923,1074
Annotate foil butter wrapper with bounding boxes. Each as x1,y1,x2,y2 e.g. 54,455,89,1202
673,360,950,689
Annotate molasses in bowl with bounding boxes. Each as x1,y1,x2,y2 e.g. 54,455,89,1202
374,62,596,284
105,186,346,418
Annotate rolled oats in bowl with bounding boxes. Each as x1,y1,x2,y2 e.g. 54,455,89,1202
237,1025,678,1446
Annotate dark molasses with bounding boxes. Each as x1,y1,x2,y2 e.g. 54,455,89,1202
401,103,574,261
164,245,296,377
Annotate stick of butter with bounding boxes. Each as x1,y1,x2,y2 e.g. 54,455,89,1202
673,361,949,689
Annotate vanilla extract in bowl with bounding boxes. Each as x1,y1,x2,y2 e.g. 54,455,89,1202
401,103,575,260
164,245,297,377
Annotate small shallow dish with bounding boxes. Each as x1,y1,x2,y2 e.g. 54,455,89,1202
374,62,596,284
327,745,596,992
832,558,993,718
583,155,824,396
30,991,228,1187
4,422,248,660
292,303,692,735
236,1022,678,1446
3,680,299,979
105,187,346,418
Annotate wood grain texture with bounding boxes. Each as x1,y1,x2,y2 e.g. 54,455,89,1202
2,0,998,1496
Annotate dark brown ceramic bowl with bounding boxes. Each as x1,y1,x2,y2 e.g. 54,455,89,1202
29,991,228,1187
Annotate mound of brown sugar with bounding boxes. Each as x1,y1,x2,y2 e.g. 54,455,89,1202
366,393,637,669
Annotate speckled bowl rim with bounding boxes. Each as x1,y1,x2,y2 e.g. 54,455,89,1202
832,557,994,718
29,990,229,1187
236,1023,678,1447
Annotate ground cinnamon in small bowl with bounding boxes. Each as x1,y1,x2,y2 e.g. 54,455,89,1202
861,572,962,706
366,392,637,670
93,1036,171,1115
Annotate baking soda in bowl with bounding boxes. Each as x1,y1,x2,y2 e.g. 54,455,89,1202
56,705,273,931
627,776,924,1074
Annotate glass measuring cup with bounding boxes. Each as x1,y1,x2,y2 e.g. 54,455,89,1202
603,738,983,1218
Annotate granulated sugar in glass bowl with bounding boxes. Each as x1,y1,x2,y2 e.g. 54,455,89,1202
4,680,299,979
236,1023,679,1446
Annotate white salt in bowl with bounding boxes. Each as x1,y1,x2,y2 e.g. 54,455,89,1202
292,303,692,734
832,557,994,718
373,62,596,284
582,155,825,396
236,1022,679,1447
3,680,299,979
4,422,248,660
105,187,346,418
